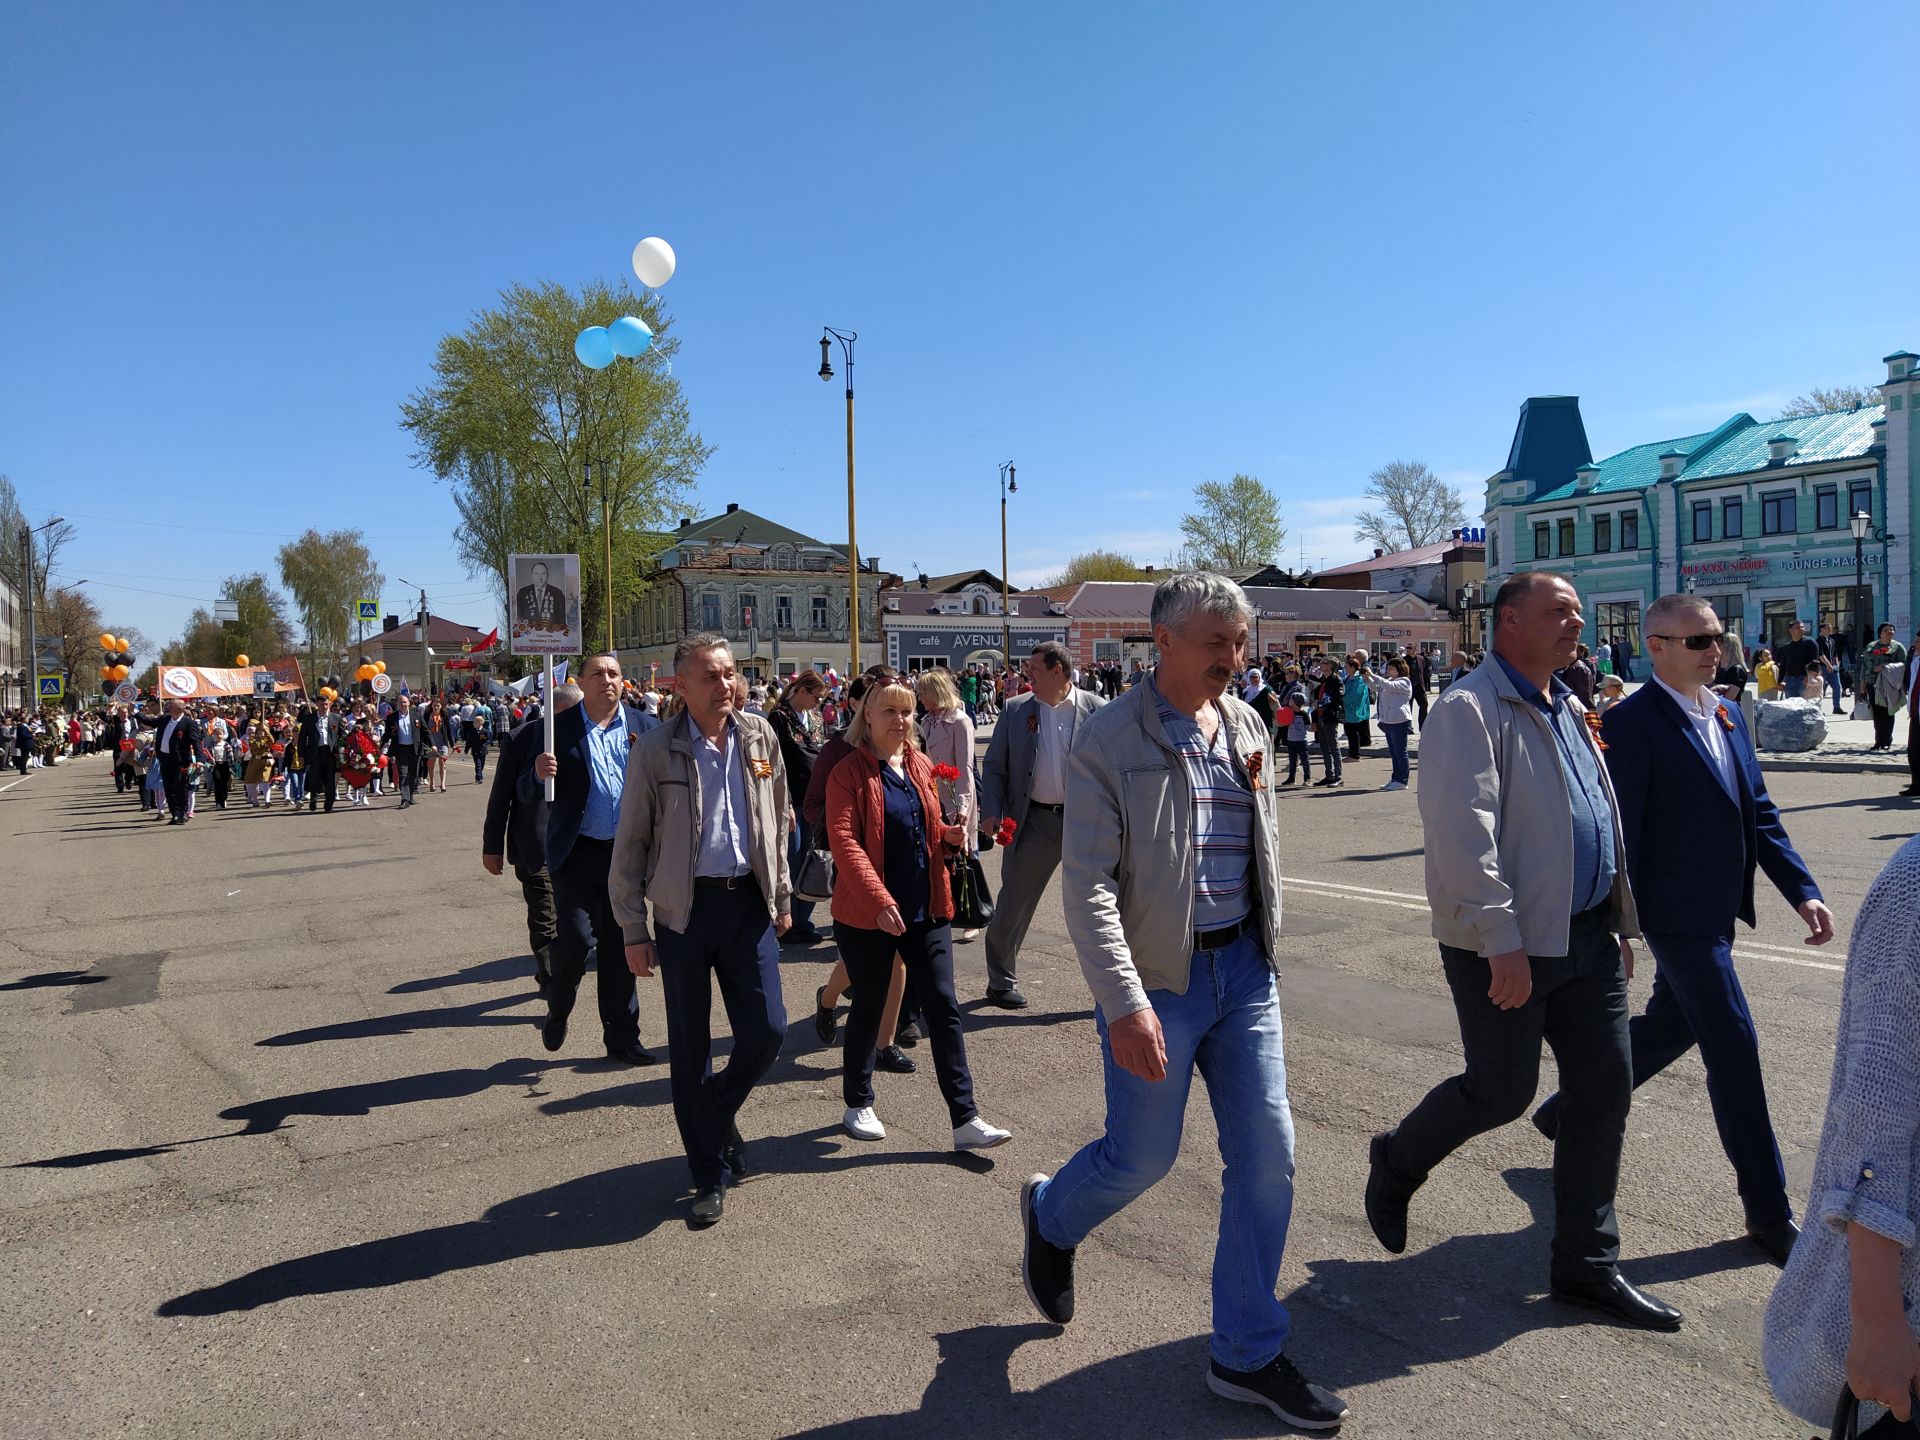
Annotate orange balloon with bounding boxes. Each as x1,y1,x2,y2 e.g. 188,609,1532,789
111,664,129,682
356,664,374,682
234,653,250,667
99,633,116,650
374,661,387,675
115,637,130,653
99,665,112,680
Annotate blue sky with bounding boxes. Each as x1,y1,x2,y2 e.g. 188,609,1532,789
4,1,1914,649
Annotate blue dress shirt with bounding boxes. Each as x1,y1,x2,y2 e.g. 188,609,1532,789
691,715,752,877
1494,652,1616,914
880,763,931,924
578,711,629,841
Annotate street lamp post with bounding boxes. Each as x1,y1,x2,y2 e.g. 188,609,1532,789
818,328,860,671
1851,509,1872,683
998,462,1017,669
398,577,430,694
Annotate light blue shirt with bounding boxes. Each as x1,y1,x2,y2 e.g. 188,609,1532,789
1149,675,1255,932
690,714,751,877
579,711,629,841
1494,652,1616,913
396,714,413,746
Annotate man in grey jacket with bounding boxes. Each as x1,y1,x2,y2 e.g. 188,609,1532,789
1366,571,1683,1332
977,641,1103,1007
1018,573,1347,1432
610,634,792,1228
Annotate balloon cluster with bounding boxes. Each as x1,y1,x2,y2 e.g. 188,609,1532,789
97,632,132,686
574,236,675,370
355,660,388,683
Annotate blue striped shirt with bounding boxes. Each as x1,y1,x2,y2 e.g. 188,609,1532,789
1151,677,1255,930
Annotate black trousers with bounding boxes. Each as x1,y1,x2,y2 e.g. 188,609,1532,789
514,861,557,984
837,918,976,1126
1386,907,1631,1283
1907,708,1920,790
306,753,337,811
655,882,786,1188
1873,700,1896,748
210,763,231,808
1314,722,1343,778
161,759,190,819
549,838,639,1047
394,745,419,800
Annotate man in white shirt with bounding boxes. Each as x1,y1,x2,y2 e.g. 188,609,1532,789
978,642,1103,1006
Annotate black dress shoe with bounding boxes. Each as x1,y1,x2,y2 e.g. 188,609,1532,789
813,985,837,1046
1746,1217,1799,1267
689,1185,725,1226
604,1039,660,1066
985,987,1030,1009
893,1017,922,1047
1531,1101,1559,1142
1364,1132,1411,1254
540,1003,569,1053
875,1044,916,1073
723,1123,746,1183
1550,1270,1683,1331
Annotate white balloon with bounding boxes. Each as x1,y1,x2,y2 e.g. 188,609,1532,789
631,236,676,289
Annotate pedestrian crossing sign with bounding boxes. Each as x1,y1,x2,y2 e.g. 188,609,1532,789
357,600,380,621
37,674,63,700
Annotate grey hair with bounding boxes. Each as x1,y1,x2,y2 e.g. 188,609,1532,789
551,682,584,711
673,632,732,668
1150,571,1253,633
1029,640,1071,673
1644,592,1716,635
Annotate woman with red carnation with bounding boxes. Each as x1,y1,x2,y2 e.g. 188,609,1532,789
916,668,980,942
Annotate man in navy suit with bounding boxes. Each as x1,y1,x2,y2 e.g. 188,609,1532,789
1534,593,1833,1266
531,652,660,1066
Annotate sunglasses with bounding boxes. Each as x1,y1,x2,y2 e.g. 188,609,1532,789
1650,632,1725,651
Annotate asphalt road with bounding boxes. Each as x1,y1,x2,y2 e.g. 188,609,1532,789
1,749,1912,1438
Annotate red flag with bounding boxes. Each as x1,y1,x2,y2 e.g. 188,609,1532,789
472,627,500,653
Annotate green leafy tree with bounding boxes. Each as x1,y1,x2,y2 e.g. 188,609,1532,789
399,278,711,649
1178,473,1286,571
1780,384,1876,417
1050,549,1148,585
278,529,383,677
1353,460,1469,552
163,574,295,668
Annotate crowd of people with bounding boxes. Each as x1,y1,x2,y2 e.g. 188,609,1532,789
454,568,1919,1435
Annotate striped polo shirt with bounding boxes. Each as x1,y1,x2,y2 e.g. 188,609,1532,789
1150,677,1255,932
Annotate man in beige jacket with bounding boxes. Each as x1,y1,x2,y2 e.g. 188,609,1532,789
1366,572,1683,1332
610,633,792,1227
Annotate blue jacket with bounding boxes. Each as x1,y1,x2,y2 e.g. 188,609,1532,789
1600,682,1819,935
530,702,658,872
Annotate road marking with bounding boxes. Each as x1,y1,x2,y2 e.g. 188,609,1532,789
1283,876,1846,973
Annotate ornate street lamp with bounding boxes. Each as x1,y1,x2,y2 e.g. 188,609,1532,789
998,462,1017,668
818,327,860,670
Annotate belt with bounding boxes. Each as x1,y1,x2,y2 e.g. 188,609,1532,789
1194,910,1260,952
1027,801,1064,813
695,872,757,891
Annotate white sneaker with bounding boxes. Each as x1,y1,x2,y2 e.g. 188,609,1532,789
1381,780,1406,791
843,1106,886,1141
954,1116,1012,1150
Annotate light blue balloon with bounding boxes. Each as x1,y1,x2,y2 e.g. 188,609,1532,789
574,326,616,369
608,315,654,359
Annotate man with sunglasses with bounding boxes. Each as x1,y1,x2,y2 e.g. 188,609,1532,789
1533,593,1832,1268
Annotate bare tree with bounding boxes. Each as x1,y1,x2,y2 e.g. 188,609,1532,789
1354,461,1468,553
1779,384,1876,417
1177,474,1286,571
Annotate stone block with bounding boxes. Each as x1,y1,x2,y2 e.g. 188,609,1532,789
1754,698,1828,752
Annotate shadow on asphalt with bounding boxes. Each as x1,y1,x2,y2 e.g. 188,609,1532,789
389,954,533,993
0,969,107,990
780,1325,1288,1439
254,992,539,1046
154,1126,992,1317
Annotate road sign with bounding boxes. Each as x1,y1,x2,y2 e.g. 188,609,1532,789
370,672,392,695
253,672,276,698
36,674,63,701
357,600,380,622
113,682,138,704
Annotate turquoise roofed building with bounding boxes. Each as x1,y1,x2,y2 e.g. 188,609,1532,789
1481,348,1920,662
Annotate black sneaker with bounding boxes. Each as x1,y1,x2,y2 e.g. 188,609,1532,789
812,985,837,1046
1364,1132,1411,1254
1020,1174,1075,1324
1206,1353,1348,1430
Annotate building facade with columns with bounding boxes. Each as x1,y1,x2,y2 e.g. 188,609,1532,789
619,503,890,683
1481,348,1918,658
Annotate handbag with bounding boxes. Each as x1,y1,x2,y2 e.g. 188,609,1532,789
1826,1384,1858,1439
949,852,995,929
793,846,836,904
1852,696,1873,722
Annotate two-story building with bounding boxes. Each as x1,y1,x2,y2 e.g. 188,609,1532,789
1312,531,1486,609
1483,347,1919,657
620,503,891,682
878,570,1070,672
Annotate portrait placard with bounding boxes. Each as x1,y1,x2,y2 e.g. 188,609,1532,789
508,553,582,657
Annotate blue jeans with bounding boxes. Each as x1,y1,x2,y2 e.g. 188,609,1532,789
1382,721,1411,783
1032,932,1296,1370
1825,665,1845,713
287,769,306,805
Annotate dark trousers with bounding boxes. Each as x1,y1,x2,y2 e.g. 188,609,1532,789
1413,682,1429,725
514,861,557,985
1540,929,1787,1227
1283,739,1313,782
306,753,337,812
1907,710,1920,791
210,764,231,808
655,883,787,1188
1344,719,1370,759
472,741,489,782
1314,722,1343,778
161,760,189,819
838,919,976,1126
1872,700,1896,748
549,838,639,1047
1386,907,1631,1282
395,745,419,801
